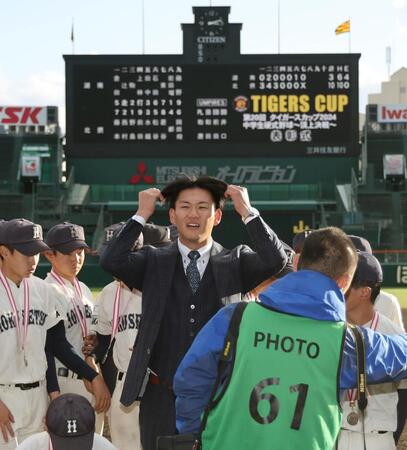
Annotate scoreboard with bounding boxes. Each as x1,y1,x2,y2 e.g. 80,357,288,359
64,9,360,158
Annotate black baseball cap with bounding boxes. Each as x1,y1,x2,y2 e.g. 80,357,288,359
46,222,89,254
353,251,383,284
292,230,313,253
168,224,179,241
1,219,50,256
46,394,95,450
97,222,143,256
143,223,171,247
348,235,373,254
276,242,295,278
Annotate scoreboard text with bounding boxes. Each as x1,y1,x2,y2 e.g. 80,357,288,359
65,55,359,158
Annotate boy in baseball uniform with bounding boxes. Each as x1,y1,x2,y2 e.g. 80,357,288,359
0,219,108,450
16,394,116,450
337,251,405,450
96,276,142,450
43,222,104,432
0,218,61,450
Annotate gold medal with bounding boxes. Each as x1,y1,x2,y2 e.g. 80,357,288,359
346,411,359,425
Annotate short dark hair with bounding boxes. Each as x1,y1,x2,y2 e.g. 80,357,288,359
298,227,357,280
161,175,227,209
350,278,381,304
0,245,15,260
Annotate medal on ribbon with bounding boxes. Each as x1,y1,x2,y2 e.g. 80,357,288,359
0,272,30,366
50,270,89,338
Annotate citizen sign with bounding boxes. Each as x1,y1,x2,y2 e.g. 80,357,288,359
0,106,47,126
196,36,226,43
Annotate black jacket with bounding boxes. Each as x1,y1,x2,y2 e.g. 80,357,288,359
100,216,287,406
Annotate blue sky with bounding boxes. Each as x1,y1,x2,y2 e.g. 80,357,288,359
2,0,407,131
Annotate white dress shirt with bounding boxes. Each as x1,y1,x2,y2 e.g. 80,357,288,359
132,214,213,278
177,238,213,278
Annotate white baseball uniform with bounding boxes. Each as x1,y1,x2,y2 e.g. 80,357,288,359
15,431,117,449
336,312,403,450
96,281,142,450
0,275,60,450
375,290,405,331
44,273,103,432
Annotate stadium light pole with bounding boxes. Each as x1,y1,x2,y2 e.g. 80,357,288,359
142,0,145,54
277,0,280,54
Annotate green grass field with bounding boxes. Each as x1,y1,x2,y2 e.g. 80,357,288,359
385,288,407,309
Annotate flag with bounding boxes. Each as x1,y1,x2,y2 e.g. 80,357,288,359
335,20,350,35
70,21,74,42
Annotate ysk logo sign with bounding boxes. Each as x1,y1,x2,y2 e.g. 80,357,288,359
0,106,46,125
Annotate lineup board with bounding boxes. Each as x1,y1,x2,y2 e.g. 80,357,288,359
65,55,359,157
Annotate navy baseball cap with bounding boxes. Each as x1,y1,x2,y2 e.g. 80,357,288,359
348,235,373,254
353,251,383,284
97,222,143,256
46,394,95,450
46,222,89,254
292,230,313,253
1,219,50,256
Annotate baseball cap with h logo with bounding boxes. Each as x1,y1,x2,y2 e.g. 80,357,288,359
46,394,95,450
1,218,50,255
46,222,89,254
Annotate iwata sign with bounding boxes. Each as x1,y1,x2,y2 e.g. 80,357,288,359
0,106,47,125
377,104,407,123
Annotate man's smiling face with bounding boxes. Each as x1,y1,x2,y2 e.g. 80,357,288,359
169,187,222,249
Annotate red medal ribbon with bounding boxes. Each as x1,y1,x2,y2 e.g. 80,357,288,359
110,282,122,344
370,311,379,332
50,270,88,338
0,271,30,351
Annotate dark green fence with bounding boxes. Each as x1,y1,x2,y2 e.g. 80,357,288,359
36,257,407,289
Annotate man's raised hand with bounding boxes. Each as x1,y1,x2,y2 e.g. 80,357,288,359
225,185,252,219
136,188,164,222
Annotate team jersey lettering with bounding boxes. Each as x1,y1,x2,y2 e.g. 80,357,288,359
66,304,92,329
0,309,47,332
0,313,16,331
116,313,142,333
